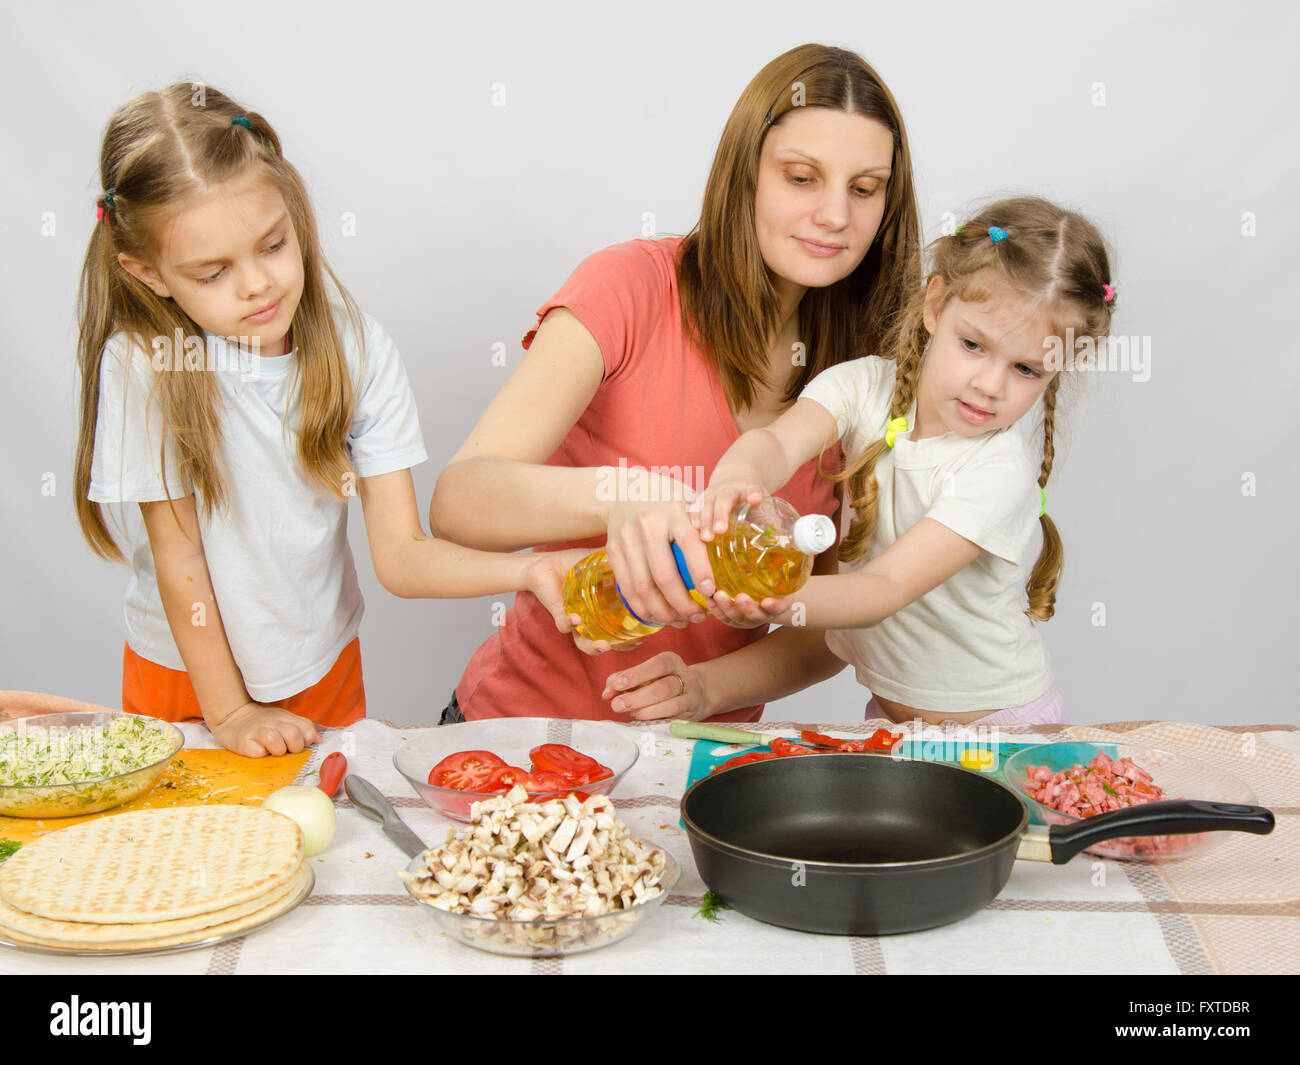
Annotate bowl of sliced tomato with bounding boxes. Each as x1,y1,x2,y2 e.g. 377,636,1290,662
393,718,640,822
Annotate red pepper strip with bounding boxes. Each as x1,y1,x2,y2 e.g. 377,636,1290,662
711,751,779,774
318,752,347,797
866,728,904,751
799,730,844,748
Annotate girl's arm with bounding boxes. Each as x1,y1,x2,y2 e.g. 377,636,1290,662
140,498,320,757
760,518,983,629
429,308,709,625
357,469,588,615
694,398,840,542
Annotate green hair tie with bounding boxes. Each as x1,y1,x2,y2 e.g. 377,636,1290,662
885,416,908,448
231,116,252,130
1039,487,1047,518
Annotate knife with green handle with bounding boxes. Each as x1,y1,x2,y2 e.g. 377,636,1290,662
669,721,841,750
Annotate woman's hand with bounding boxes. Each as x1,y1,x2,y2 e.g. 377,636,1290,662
603,480,714,628
208,702,320,758
524,545,671,656
601,651,714,721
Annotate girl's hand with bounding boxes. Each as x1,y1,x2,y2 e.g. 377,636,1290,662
522,547,615,655
707,589,790,629
209,702,321,758
692,483,766,542
601,652,713,721
604,487,713,627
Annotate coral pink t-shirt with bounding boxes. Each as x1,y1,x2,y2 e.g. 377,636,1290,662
456,238,841,722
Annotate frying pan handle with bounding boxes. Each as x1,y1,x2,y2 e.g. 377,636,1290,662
1048,800,1275,864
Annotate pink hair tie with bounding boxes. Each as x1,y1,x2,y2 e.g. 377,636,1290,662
1102,283,1116,303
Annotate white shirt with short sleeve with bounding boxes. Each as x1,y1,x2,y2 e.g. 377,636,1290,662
800,355,1051,713
88,310,428,702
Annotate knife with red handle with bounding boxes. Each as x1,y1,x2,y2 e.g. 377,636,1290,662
318,752,347,797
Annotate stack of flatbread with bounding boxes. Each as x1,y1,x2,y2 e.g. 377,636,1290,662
0,805,308,952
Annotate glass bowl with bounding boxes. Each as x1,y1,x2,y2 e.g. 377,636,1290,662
1003,741,1257,861
402,848,679,957
0,712,184,819
393,718,640,822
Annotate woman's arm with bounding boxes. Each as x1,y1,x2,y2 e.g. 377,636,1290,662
603,626,848,720
428,307,709,625
140,498,320,757
428,309,609,550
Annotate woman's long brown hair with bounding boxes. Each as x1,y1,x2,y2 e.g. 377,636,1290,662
677,43,922,412
75,83,361,561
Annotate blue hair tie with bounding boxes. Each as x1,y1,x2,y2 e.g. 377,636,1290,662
231,116,252,130
988,225,1009,244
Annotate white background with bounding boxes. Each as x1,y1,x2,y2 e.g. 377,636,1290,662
1,0,1295,727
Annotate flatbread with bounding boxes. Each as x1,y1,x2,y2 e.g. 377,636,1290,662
0,859,307,945
0,805,303,923
0,864,313,952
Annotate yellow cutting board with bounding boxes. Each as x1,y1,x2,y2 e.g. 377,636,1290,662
0,748,309,848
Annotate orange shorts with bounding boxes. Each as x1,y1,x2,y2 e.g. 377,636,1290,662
121,638,366,727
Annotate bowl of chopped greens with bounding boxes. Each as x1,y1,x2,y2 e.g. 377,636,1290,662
0,712,184,818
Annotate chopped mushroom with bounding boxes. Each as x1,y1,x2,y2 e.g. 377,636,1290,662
398,785,668,927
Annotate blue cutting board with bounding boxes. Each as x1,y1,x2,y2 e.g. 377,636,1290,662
685,736,1040,787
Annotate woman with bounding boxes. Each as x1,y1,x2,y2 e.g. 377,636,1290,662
430,43,921,723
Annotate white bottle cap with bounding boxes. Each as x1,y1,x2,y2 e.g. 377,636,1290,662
792,514,837,555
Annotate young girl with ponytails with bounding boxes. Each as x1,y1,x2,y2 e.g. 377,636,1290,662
692,196,1116,727
75,84,579,756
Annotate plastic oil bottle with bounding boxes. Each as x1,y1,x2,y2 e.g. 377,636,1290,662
561,497,836,646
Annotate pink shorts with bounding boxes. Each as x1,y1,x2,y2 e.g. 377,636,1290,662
865,684,1066,728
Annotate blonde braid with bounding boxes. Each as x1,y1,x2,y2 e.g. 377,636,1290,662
1025,377,1064,621
832,316,927,563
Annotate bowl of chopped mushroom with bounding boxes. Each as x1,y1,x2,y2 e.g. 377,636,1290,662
398,785,679,956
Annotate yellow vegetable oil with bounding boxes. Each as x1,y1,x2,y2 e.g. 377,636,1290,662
561,497,835,646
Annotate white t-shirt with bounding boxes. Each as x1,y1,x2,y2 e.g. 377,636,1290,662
800,356,1052,712
88,310,428,702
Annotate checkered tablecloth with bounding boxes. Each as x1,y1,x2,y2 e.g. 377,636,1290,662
1,717,1296,975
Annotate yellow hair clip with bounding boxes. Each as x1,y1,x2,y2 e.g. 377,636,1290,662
885,416,908,447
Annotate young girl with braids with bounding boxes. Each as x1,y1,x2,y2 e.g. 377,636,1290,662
691,196,1115,726
75,84,580,755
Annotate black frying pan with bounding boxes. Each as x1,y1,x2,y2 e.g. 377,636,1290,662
680,754,1274,935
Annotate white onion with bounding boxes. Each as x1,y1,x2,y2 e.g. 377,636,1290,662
263,785,337,857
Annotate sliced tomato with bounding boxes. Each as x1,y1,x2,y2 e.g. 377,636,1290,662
770,738,816,756
581,763,614,785
483,765,536,792
529,743,604,781
428,750,508,791
712,751,778,774
525,770,574,794
800,730,843,748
